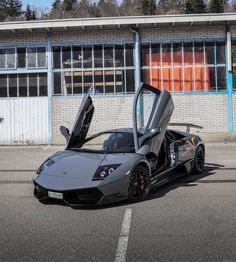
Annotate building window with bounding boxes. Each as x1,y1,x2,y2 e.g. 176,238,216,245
19,74,27,97
39,73,48,96
17,48,26,68
72,46,82,69
27,47,47,68
73,71,83,94
141,41,226,92
0,47,46,70
62,46,72,69
38,48,47,68
94,70,103,93
83,46,93,68
53,72,61,95
28,48,36,68
52,44,135,95
9,74,17,97
0,48,16,69
29,74,38,96
53,47,61,69
64,71,72,95
0,73,47,97
0,75,7,97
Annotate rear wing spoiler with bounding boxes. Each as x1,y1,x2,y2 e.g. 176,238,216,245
168,123,203,133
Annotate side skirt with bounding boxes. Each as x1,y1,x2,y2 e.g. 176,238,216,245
150,160,192,190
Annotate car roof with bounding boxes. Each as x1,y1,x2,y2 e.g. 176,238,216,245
104,128,133,133
105,128,189,137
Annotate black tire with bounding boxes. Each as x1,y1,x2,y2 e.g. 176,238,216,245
128,165,151,202
192,146,205,174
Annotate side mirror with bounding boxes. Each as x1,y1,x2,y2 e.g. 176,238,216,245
139,127,161,147
60,125,70,143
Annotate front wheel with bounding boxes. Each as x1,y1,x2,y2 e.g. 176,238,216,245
192,146,205,174
128,166,151,202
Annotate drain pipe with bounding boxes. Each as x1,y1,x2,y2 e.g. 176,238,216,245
226,25,234,132
129,26,141,90
129,27,144,128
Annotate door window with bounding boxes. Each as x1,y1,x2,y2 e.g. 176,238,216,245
135,85,160,134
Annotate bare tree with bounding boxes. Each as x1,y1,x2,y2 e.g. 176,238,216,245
97,0,120,17
157,0,184,14
119,0,142,16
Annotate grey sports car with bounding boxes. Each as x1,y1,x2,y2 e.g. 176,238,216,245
33,83,205,206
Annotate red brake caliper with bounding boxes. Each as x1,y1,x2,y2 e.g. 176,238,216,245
140,175,144,191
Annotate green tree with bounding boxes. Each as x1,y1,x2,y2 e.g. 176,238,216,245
24,4,37,20
3,0,22,17
52,0,61,10
49,0,63,19
184,0,206,14
208,0,224,13
140,0,156,15
63,0,77,11
90,2,100,17
0,0,6,21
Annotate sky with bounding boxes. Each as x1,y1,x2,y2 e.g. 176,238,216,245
22,0,52,9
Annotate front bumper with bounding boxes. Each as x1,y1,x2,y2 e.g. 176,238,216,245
34,182,104,206
33,181,127,206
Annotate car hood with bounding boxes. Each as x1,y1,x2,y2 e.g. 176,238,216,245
34,150,137,191
34,150,105,191
37,150,106,180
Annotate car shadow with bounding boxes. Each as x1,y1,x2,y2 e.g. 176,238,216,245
94,162,224,209
145,162,224,202
38,163,224,210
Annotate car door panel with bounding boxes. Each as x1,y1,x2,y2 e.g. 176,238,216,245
66,87,94,149
133,83,174,158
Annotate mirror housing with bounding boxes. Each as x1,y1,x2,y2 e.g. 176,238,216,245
60,125,70,143
139,127,161,147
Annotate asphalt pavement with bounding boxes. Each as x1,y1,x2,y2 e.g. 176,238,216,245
0,143,236,262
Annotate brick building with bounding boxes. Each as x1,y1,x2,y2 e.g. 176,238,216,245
0,13,235,144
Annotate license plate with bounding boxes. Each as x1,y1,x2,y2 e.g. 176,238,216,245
48,191,63,199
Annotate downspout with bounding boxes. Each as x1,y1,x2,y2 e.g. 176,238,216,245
129,27,141,90
226,25,234,133
129,27,144,128
47,31,53,145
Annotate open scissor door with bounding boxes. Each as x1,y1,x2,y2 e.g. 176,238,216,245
66,87,94,149
133,83,174,156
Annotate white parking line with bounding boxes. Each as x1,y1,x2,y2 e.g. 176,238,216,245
42,145,51,151
114,208,133,262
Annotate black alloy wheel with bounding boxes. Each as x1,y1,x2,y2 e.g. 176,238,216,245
128,165,151,202
192,146,205,174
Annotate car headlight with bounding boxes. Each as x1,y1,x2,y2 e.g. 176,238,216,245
92,164,121,181
36,158,55,175
36,166,43,175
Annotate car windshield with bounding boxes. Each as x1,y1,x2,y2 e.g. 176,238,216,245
71,132,135,153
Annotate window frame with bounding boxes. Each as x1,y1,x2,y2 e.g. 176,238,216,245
52,43,135,96
0,45,47,71
0,73,48,98
0,48,16,70
141,39,227,93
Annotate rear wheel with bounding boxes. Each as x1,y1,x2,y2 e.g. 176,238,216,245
128,166,151,202
192,146,205,174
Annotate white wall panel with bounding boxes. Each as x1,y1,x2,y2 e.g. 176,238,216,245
0,97,48,144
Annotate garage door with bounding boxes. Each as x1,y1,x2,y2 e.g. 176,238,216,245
0,97,48,144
